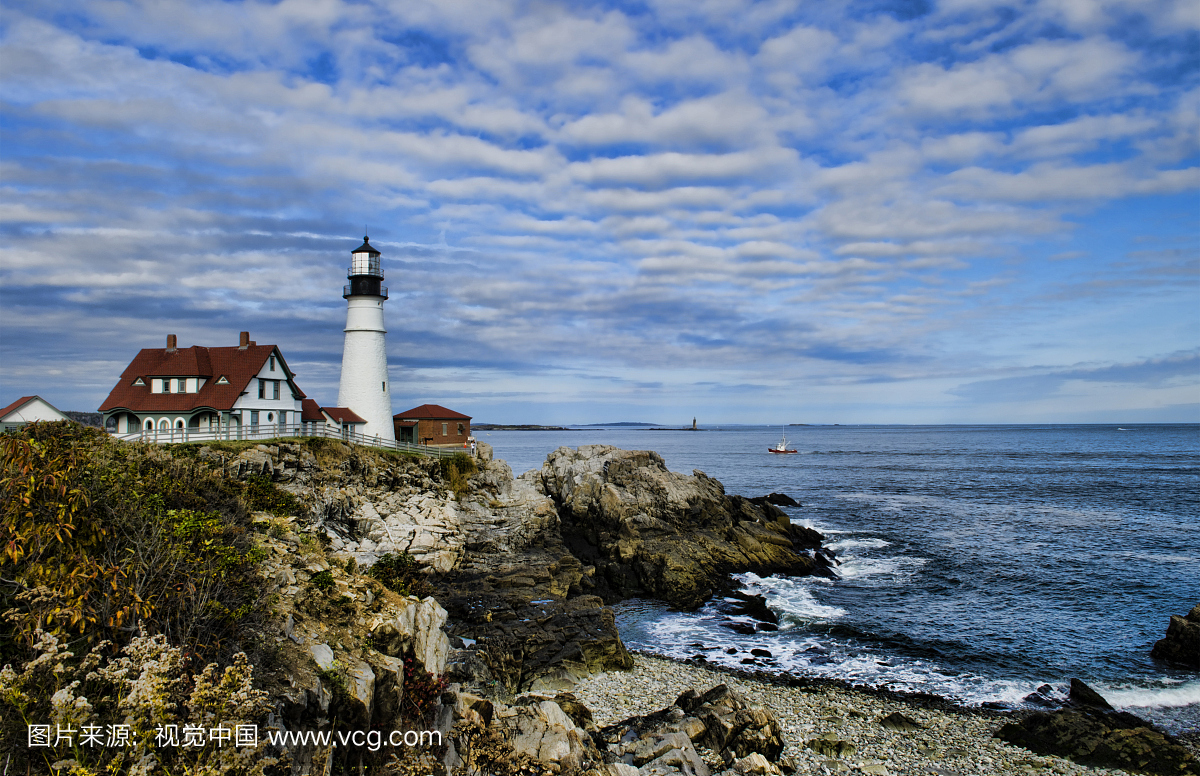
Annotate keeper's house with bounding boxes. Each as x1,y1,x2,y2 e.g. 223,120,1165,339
393,404,471,447
99,332,306,435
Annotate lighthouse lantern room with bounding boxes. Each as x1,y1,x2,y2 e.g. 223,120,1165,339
336,235,395,442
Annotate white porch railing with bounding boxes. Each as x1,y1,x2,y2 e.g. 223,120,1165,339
112,423,466,459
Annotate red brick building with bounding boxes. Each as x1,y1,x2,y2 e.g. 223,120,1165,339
393,404,471,447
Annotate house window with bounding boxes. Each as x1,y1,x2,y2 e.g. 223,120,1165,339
158,419,169,430
258,379,265,399
251,411,259,426
267,412,274,423
273,381,280,400
145,419,154,430
161,379,171,394
458,423,464,436
442,422,448,436
269,355,276,372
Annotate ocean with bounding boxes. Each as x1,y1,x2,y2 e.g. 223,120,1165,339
481,424,1200,733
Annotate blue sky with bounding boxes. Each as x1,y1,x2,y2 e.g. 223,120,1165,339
1,0,1197,424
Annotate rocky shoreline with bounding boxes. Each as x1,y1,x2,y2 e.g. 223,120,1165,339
155,437,1198,775
572,653,1198,776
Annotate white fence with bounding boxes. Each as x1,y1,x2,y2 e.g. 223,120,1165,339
112,423,467,459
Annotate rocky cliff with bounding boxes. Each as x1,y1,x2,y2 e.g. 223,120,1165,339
213,439,835,695
185,438,834,775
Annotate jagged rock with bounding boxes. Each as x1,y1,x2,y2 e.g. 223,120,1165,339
754,493,800,508
367,652,405,727
371,595,450,675
337,491,464,572
1151,604,1200,669
1068,678,1114,710
536,445,836,609
878,711,924,732
804,733,855,759
996,707,1198,775
492,695,605,771
343,657,376,711
732,752,779,776
309,643,334,671
595,684,785,769
643,742,711,776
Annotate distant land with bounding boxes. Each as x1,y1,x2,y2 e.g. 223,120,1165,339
586,421,658,426
472,424,571,431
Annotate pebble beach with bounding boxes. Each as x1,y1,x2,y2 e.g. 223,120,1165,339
572,654,1153,776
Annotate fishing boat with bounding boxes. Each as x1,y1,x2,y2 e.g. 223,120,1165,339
768,429,798,454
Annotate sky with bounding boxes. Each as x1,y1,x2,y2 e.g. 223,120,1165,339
1,0,1197,425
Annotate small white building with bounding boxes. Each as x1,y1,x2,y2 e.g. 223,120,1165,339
99,331,307,435
0,395,72,432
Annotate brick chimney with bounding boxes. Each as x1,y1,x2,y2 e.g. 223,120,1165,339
166,334,177,352
239,331,250,349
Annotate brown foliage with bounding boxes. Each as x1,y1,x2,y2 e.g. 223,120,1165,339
1,421,266,662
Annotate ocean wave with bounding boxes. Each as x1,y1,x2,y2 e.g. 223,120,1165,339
835,555,927,582
826,537,892,551
1099,681,1200,709
734,572,847,622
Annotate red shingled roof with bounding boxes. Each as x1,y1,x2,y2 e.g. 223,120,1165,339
394,403,471,420
0,396,37,419
98,344,306,413
322,407,366,424
300,398,325,422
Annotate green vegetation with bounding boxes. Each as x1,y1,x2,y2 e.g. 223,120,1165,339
310,569,335,592
1,421,268,662
241,473,299,514
0,630,274,776
367,552,434,599
438,451,477,499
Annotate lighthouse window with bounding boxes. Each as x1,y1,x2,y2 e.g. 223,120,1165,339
382,381,386,391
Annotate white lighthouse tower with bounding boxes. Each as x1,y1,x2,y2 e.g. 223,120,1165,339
337,235,395,442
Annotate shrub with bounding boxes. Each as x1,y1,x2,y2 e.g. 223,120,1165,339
1,422,265,662
310,570,334,592
366,553,433,599
438,452,477,500
0,630,276,775
401,652,448,725
240,474,298,516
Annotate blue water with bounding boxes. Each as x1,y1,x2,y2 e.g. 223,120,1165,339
482,424,1200,732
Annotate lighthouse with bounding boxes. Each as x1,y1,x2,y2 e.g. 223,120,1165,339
337,235,395,442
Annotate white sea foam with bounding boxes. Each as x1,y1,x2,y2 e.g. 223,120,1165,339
835,555,926,582
827,537,892,551
734,572,847,622
1099,681,1200,709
